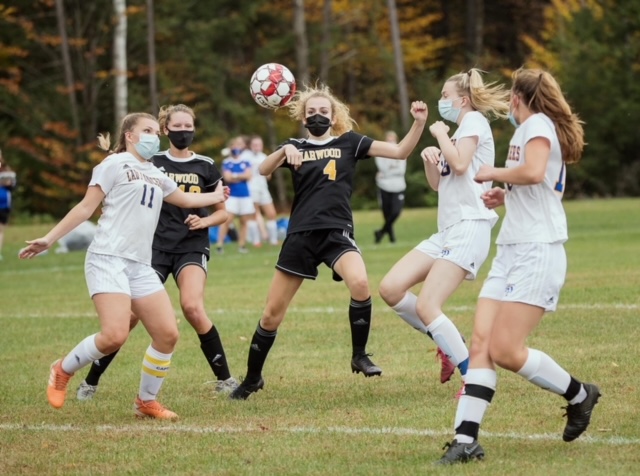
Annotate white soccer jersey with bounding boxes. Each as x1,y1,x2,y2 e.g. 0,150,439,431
496,113,567,245
245,150,268,189
437,111,498,230
87,152,178,264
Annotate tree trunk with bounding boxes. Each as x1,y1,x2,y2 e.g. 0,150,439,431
293,0,309,136
147,0,158,115
54,0,80,143
319,0,332,82
466,0,484,64
265,113,289,212
387,0,410,130
113,0,128,125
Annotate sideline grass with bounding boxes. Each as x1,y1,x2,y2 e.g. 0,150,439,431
0,198,639,475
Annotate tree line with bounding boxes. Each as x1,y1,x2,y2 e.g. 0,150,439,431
0,0,637,217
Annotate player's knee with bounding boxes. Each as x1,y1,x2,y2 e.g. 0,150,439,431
181,301,205,322
100,328,130,353
378,277,400,305
489,342,518,371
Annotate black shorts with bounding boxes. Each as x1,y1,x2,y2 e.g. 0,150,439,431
276,229,360,282
0,209,10,225
152,249,208,284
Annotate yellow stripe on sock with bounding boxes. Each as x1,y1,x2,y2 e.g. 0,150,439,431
144,354,171,367
142,366,168,378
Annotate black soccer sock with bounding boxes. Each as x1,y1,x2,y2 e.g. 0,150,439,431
349,297,372,356
198,324,231,381
85,349,120,386
246,322,277,381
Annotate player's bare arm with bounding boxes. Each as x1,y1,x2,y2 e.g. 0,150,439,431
166,180,226,208
369,101,428,160
476,137,550,185
431,120,478,175
19,185,105,258
261,144,301,175
421,146,442,191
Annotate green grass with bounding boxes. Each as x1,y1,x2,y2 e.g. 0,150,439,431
1,198,639,475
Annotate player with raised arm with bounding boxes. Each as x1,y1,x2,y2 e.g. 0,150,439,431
230,84,428,400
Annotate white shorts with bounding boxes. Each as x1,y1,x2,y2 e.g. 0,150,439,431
250,186,273,206
85,252,164,299
415,219,492,280
479,242,566,311
226,196,255,216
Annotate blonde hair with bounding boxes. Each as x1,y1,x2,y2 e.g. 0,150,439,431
97,112,157,152
446,68,510,120
512,68,584,164
158,104,196,134
287,83,356,136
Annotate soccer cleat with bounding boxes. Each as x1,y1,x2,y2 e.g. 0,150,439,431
76,380,98,401
47,359,73,409
374,230,383,244
229,377,265,400
436,347,456,384
238,246,249,254
562,383,601,442
214,377,240,394
133,397,178,420
351,353,382,377
436,439,485,465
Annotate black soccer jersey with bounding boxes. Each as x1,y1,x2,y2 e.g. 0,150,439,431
151,151,222,255
281,131,373,234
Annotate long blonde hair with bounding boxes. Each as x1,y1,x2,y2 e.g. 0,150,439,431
287,83,356,136
446,68,510,120
97,112,157,152
158,104,195,134
512,68,584,164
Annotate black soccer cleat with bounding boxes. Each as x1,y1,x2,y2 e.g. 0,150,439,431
229,377,265,400
351,353,382,377
562,383,601,442
436,439,485,465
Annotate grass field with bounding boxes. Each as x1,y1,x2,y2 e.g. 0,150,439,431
1,198,639,475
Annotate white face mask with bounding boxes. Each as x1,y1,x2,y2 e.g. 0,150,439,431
438,97,463,123
133,133,160,160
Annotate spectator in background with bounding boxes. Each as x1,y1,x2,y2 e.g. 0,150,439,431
246,135,279,247
0,150,17,261
216,136,254,254
374,131,406,244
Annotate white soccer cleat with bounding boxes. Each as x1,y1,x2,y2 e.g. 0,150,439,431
76,380,98,401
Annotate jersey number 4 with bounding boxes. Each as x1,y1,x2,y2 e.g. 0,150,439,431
140,184,155,208
323,160,337,181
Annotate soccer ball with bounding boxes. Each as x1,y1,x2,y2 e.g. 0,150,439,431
249,63,296,110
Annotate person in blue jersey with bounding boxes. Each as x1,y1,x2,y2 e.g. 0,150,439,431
0,150,16,261
75,104,238,401
216,136,255,254
230,84,428,400
19,112,228,419
437,69,600,464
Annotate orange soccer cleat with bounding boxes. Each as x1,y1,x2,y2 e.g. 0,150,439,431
47,359,74,409
134,397,178,420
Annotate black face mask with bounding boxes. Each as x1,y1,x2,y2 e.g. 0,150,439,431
167,129,195,150
304,114,331,137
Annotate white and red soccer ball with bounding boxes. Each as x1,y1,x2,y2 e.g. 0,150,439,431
249,63,296,109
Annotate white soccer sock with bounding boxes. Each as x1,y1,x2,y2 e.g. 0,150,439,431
139,345,172,401
426,314,469,373
266,220,278,244
61,334,107,374
516,348,571,395
247,220,260,245
454,368,497,444
391,292,429,335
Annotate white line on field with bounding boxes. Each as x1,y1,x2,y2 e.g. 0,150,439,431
0,423,636,446
1,302,638,319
